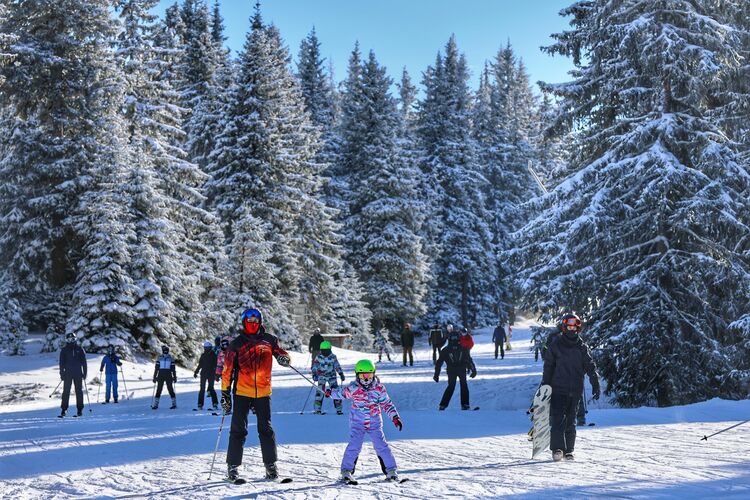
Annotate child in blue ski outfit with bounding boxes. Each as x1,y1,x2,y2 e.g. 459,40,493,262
328,359,403,483
311,341,345,415
99,345,123,403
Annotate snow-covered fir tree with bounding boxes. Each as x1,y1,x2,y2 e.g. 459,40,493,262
534,93,571,190
328,265,373,352
417,36,498,328
337,49,428,331
513,0,750,406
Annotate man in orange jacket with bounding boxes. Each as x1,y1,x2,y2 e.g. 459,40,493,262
222,308,290,482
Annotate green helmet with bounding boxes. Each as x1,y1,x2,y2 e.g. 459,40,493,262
320,341,332,350
355,359,376,374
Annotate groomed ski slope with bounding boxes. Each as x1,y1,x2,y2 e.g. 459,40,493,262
1,320,750,499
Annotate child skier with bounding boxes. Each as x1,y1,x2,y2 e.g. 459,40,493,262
372,329,393,362
311,341,345,415
328,359,403,483
99,345,122,403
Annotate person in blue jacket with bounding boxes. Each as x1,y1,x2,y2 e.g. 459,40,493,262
99,345,123,403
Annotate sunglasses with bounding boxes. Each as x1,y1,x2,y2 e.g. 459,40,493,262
358,372,375,380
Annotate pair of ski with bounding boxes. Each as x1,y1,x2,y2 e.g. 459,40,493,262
193,408,220,416
342,477,409,486
225,477,293,485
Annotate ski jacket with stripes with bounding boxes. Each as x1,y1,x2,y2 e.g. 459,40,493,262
312,353,344,381
331,378,399,429
153,355,176,380
435,343,476,377
221,327,289,398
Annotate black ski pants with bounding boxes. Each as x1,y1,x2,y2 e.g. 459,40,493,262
431,345,441,364
494,341,505,359
550,390,579,453
198,373,218,408
227,395,277,466
439,369,469,408
402,346,413,366
61,375,84,412
155,371,175,398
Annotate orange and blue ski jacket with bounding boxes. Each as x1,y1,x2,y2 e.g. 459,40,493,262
221,327,288,398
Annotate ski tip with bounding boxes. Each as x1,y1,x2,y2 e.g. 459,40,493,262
701,436,708,441
280,477,293,484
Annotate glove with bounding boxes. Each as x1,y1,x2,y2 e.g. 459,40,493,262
60,372,64,381
193,372,198,379
173,376,177,383
433,374,439,383
312,375,319,383
325,388,331,398
470,371,477,379
221,391,232,414
340,373,345,382
392,416,403,431
100,369,103,373
276,355,290,367
152,377,157,384
215,374,220,382
592,388,601,400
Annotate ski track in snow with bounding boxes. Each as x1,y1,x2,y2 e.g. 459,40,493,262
2,319,750,499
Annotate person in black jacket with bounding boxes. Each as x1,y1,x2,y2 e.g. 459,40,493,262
59,332,87,417
194,341,218,411
428,323,444,365
308,328,324,368
433,333,477,410
492,321,507,359
152,345,177,409
400,323,415,366
542,313,600,461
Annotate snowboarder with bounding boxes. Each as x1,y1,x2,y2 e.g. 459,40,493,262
308,328,324,368
152,345,177,410
193,340,218,411
328,359,403,483
434,332,477,410
492,322,507,359
428,323,444,365
221,308,291,482
373,329,393,362
530,329,544,362
400,323,415,366
311,341,345,414
458,327,474,351
542,313,600,461
59,332,87,417
99,345,122,404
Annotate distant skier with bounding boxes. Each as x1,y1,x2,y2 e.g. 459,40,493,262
505,323,513,351
99,345,122,404
59,333,87,417
458,327,474,351
311,341,345,414
530,329,544,362
152,345,177,410
308,328,324,368
400,323,415,366
542,313,600,461
193,340,218,411
434,332,477,410
328,359,403,483
215,336,231,382
492,321,507,359
221,308,291,482
213,335,222,355
373,329,393,362
428,323,444,365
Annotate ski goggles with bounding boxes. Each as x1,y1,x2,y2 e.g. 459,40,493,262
562,317,581,328
244,316,260,324
357,372,375,380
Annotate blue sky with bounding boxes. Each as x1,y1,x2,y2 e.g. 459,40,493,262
156,0,576,92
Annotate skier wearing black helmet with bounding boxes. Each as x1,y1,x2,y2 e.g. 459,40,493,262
59,332,87,417
152,345,177,409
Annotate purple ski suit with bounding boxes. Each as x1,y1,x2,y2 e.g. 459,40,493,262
331,378,400,473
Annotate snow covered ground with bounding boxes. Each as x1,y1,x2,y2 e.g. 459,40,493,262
2,320,750,499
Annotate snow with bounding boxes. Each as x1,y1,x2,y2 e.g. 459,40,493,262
2,320,750,499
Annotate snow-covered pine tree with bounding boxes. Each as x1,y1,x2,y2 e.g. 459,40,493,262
417,36,498,328
338,49,428,332
328,265,373,352
513,0,750,406
534,93,571,190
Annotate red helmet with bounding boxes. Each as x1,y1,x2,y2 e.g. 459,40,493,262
560,313,582,332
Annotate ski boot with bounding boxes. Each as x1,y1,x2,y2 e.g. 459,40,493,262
340,470,355,483
564,453,575,461
461,404,471,410
265,462,279,480
170,397,177,409
336,409,344,415
552,449,564,462
385,468,399,481
76,409,83,417
211,403,219,412
59,409,66,418
197,405,203,411
227,464,240,482
151,397,159,410
438,405,446,411
114,398,118,403
576,417,586,426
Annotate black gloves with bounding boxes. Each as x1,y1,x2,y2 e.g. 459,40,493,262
340,373,345,382
433,374,439,383
276,355,290,367
392,416,403,431
469,370,477,379
221,391,232,414
193,372,198,379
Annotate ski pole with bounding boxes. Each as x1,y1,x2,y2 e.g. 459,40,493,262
208,412,227,480
300,384,315,415
701,419,750,441
287,365,327,396
49,380,62,398
83,377,92,412
96,376,101,403
119,365,130,400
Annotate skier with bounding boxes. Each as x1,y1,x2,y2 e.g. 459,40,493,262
434,332,477,410
308,328,324,368
213,335,222,355
530,329,544,362
328,359,403,483
542,313,600,461
215,336,231,382
152,345,177,410
492,321,507,359
458,327,474,351
59,333,87,417
221,308,291,482
428,323,444,365
505,323,513,351
311,341,345,414
193,340,218,411
99,345,122,404
400,323,415,366
373,329,393,362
